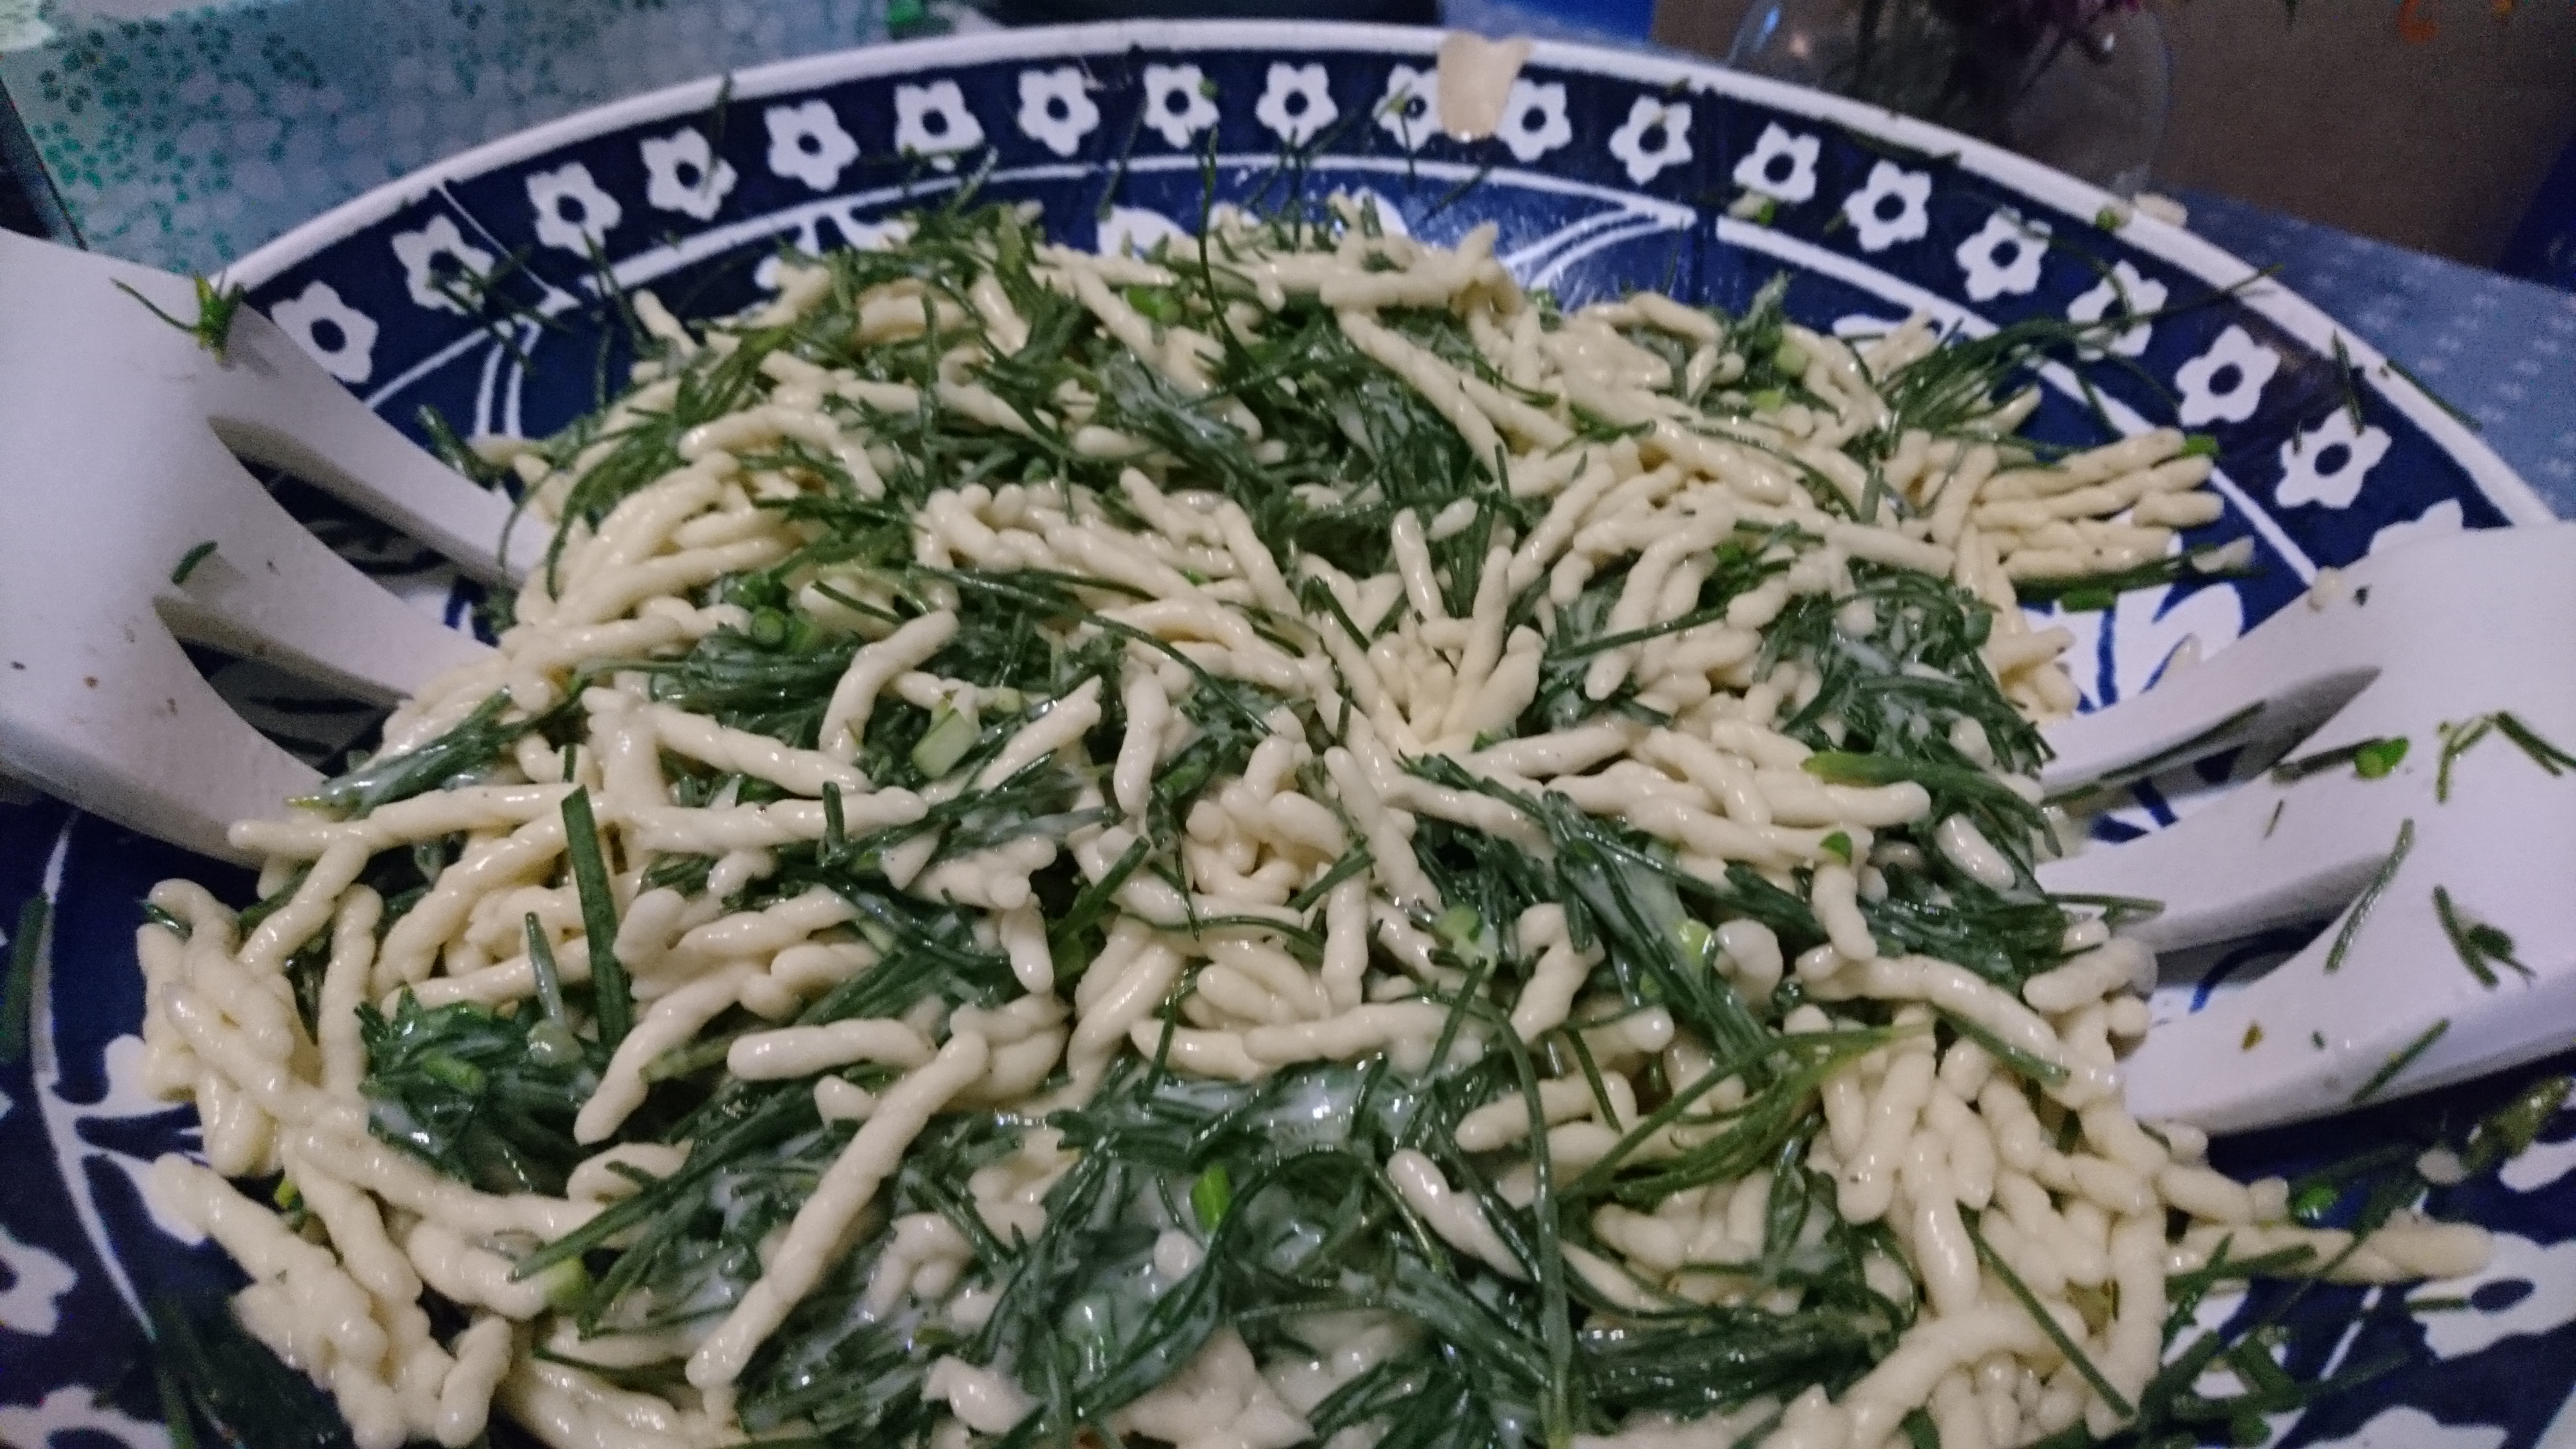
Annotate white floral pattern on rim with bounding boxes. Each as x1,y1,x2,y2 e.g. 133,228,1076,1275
764,100,860,191
2275,409,2392,510
267,278,379,384
1256,63,1338,148
1377,65,1440,151
1140,62,1220,150
1954,209,2049,302
2067,260,2167,358
640,126,737,221
1016,66,1099,159
0,1387,171,1448
2176,325,2281,427
0,1223,76,1335
893,80,986,170
388,213,495,315
1607,95,1692,185
1494,80,1572,164
1731,123,1819,204
1842,160,1933,252
525,162,622,255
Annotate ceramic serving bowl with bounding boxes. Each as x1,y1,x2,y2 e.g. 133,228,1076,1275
3,21,2568,1448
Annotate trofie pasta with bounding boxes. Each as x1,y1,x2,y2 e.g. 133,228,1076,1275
140,199,2482,1449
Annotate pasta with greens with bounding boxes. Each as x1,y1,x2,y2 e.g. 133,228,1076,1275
138,199,2485,1449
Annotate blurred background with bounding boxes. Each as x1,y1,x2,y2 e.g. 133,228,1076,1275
3,0,2572,284
1661,0,2576,279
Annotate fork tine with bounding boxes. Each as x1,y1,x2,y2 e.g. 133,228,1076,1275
2044,523,2576,954
203,307,540,586
2038,598,2381,797
2123,767,2576,1131
155,437,492,705
0,231,535,588
2,232,503,855
0,613,317,864
2038,762,2406,952
2044,526,2576,800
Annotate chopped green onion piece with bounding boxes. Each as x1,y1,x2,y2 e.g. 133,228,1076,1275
1190,1163,1233,1230
527,1020,584,1069
1434,903,1479,943
2271,735,2406,784
910,704,979,779
1819,830,1853,863
421,1055,485,1093
1674,917,1715,971
2353,737,2410,778
1433,903,1491,968
1124,285,1184,324
532,1256,593,1310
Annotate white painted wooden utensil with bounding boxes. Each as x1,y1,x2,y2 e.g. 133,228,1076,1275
0,232,530,862
2038,523,2576,1132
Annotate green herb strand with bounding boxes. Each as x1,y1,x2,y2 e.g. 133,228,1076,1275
2324,818,2414,974
561,788,633,1048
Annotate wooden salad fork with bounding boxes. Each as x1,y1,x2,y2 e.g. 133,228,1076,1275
0,232,531,861
2037,523,2576,1130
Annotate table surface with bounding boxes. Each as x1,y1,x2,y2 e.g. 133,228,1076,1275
3,0,2571,517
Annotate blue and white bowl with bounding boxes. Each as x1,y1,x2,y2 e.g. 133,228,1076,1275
3,22,2570,1448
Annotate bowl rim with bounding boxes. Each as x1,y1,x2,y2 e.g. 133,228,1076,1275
225,17,2552,528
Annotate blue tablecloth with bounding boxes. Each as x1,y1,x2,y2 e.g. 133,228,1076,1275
3,0,2569,517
